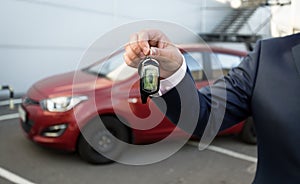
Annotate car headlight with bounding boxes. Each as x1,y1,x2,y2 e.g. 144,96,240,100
40,96,88,112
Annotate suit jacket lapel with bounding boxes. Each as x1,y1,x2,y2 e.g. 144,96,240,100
292,44,300,77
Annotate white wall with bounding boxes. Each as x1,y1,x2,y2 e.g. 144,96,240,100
271,0,300,37
0,0,269,95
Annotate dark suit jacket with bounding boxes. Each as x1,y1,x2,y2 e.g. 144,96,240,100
153,33,300,183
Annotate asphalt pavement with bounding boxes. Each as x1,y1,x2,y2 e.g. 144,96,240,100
0,103,257,184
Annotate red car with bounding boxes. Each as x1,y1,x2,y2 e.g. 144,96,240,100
19,44,256,164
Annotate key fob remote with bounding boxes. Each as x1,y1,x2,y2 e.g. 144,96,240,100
138,57,160,104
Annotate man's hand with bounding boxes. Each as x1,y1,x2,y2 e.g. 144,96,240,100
124,29,183,79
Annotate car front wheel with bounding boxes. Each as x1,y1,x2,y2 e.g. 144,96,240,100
78,116,129,164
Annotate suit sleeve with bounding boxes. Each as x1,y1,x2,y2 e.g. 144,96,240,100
152,41,261,138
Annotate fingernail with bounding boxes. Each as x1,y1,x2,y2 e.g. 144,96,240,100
150,48,156,56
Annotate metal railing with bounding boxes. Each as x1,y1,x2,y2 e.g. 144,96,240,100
212,8,258,34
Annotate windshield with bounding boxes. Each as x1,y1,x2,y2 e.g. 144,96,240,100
83,51,137,81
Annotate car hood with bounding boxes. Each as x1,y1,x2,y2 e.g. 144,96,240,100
33,70,112,98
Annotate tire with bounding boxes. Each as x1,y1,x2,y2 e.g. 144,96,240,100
241,117,257,145
78,116,129,164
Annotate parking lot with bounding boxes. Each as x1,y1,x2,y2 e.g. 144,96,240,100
0,101,257,184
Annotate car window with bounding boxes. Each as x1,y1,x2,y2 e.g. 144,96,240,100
185,51,243,81
210,53,243,78
84,51,136,81
183,52,206,81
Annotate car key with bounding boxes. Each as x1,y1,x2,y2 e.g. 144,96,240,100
138,57,160,104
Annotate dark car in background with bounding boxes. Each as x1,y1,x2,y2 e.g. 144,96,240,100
19,44,256,164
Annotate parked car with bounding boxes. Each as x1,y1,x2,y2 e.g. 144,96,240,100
19,44,256,164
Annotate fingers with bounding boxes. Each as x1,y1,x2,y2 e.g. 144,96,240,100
123,52,136,68
124,44,139,66
147,29,170,49
124,31,151,68
130,29,169,55
124,29,173,69
137,31,151,55
124,32,147,68
129,33,144,57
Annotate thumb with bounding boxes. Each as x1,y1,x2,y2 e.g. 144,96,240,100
148,46,183,78
149,47,170,58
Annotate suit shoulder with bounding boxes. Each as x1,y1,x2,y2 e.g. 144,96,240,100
260,33,300,48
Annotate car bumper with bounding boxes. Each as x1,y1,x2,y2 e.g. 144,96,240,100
19,103,80,152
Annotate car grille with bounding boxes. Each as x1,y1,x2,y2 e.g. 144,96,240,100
23,97,39,105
